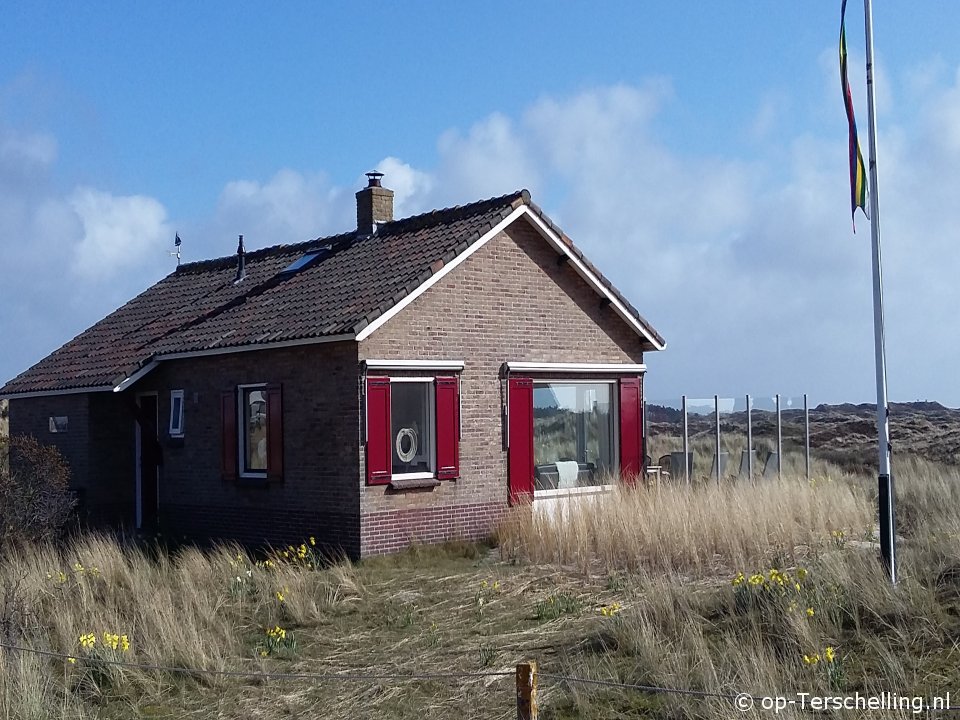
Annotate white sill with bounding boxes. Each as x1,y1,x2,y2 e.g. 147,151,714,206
534,484,615,500
391,472,436,481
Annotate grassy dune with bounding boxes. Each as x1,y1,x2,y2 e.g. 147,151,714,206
0,459,958,718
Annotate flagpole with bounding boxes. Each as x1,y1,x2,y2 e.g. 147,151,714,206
862,0,896,584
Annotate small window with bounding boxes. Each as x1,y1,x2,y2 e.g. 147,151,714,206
221,384,283,482
48,416,68,433
169,390,185,437
365,375,460,485
241,386,268,476
391,381,434,477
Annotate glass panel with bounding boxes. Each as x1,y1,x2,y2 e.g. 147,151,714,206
170,393,184,434
48,416,69,433
392,383,432,475
533,382,614,490
244,389,268,472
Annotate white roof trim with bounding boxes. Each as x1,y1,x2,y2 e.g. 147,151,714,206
505,361,647,374
112,361,160,393
363,359,465,371
520,207,665,351
355,205,527,342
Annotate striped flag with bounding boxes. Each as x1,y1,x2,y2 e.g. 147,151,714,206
841,0,869,231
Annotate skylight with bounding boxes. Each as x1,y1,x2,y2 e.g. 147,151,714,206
279,251,320,275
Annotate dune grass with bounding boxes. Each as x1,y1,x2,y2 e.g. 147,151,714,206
0,459,957,718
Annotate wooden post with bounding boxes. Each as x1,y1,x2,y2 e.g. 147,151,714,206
516,661,538,720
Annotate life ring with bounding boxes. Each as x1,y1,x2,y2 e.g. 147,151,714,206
395,427,418,463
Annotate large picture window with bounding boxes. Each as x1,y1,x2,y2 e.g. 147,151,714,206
533,381,616,490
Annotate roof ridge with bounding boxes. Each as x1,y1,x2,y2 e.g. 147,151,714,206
174,190,528,274
176,231,356,274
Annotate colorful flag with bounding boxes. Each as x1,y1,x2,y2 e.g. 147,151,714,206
841,0,869,230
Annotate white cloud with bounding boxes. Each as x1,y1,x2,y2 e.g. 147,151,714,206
212,169,351,250
69,188,171,280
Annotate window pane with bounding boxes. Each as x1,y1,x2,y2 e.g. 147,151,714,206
533,383,615,489
244,389,267,472
170,394,183,434
391,383,432,475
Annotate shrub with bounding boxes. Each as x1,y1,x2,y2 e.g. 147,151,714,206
0,435,75,549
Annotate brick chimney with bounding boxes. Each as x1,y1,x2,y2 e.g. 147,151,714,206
356,172,394,234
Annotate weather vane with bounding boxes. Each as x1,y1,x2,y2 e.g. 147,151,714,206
169,233,182,266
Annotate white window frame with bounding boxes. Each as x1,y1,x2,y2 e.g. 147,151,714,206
530,378,620,499
237,383,269,479
168,390,185,437
389,376,437,481
48,416,69,433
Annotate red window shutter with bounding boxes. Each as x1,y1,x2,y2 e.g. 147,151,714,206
619,377,643,483
508,377,534,504
220,390,238,482
265,384,284,481
435,376,460,480
366,376,391,485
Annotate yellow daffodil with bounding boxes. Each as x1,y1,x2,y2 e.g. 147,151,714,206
825,646,836,663
806,607,815,617
731,572,745,587
309,536,316,546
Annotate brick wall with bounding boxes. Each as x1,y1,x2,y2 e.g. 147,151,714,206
358,217,647,555
134,342,362,556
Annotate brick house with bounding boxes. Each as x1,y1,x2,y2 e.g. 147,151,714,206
0,174,665,557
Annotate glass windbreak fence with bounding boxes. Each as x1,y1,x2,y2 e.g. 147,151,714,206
644,394,812,482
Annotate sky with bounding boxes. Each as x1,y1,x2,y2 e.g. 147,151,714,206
2,2,960,406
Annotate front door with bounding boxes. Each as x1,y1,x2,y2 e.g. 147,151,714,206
136,394,159,530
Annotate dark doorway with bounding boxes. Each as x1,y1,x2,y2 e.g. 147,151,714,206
136,394,159,530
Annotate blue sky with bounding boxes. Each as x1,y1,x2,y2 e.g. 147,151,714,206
3,2,960,405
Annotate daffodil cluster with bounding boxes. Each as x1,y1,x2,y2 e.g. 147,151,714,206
803,646,837,665
101,633,130,652
599,602,622,617
732,567,808,595
260,624,296,656
77,631,130,652
732,567,818,617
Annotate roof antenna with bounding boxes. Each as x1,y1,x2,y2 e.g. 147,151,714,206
169,233,182,267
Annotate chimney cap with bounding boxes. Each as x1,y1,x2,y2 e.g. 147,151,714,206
365,171,384,188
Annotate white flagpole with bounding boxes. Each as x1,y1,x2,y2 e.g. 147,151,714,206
862,0,896,584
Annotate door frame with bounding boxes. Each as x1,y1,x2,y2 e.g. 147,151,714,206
134,392,159,530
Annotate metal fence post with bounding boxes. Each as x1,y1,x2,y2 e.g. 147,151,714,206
804,393,810,479
746,394,753,479
682,395,689,485
776,394,782,480
714,394,721,485
517,661,538,720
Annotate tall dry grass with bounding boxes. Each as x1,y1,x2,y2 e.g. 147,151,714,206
498,473,873,575
502,461,960,719
0,536,365,716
